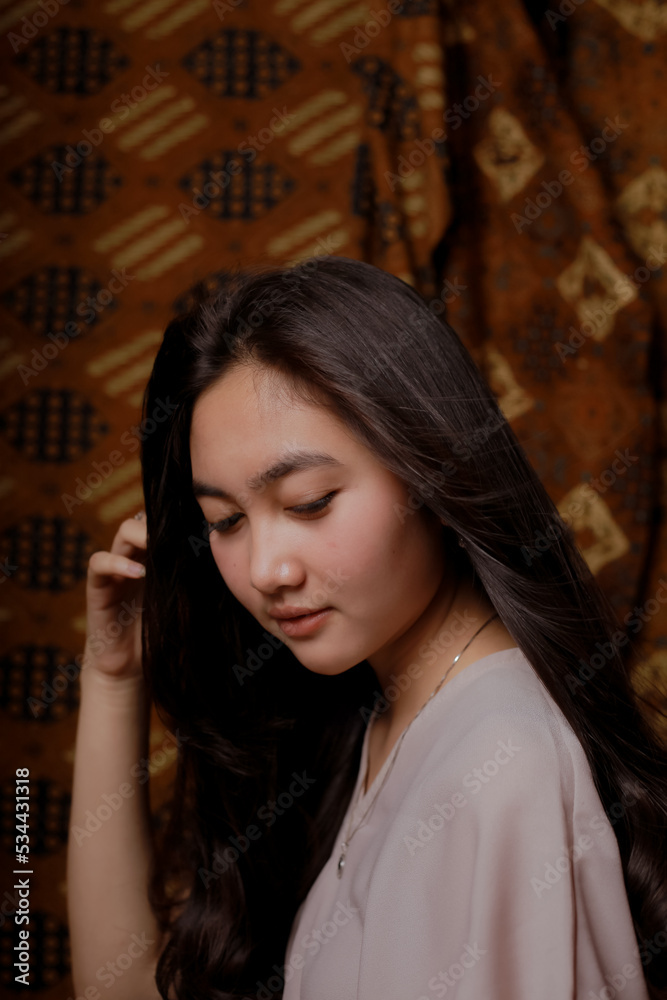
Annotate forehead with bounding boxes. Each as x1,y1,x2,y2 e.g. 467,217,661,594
189,364,360,467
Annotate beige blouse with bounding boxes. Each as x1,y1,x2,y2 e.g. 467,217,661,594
281,646,650,1000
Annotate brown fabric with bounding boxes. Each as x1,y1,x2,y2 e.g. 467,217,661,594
1,0,665,993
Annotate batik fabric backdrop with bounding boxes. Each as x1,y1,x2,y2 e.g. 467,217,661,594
0,0,666,994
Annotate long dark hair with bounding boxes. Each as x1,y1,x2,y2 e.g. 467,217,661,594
140,254,667,999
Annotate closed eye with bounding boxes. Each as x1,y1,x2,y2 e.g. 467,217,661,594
206,491,338,536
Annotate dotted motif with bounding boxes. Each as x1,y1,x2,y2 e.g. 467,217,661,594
0,516,92,591
376,200,404,247
351,56,421,142
0,390,108,463
179,151,296,220
1,777,70,856
399,0,440,13
510,305,570,383
603,450,654,521
350,146,404,247
14,27,130,95
0,645,81,722
9,145,123,215
0,911,69,991
183,29,301,99
518,61,564,134
2,267,110,337
171,270,233,316
351,143,375,219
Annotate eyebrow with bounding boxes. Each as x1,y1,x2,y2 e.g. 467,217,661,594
192,448,343,501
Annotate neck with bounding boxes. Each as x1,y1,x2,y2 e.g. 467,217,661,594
368,573,509,737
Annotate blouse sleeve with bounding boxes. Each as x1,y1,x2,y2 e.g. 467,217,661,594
356,699,650,1000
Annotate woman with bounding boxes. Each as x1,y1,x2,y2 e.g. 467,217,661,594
68,255,667,1000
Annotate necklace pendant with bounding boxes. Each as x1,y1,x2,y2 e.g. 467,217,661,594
336,843,347,878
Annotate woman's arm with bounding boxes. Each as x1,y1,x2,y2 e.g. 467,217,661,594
67,667,164,999
66,512,186,998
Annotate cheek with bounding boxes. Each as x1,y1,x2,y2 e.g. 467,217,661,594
210,546,243,595
330,500,405,585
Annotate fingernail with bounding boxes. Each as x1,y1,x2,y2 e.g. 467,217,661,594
128,562,146,576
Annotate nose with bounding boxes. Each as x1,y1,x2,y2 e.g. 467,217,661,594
248,521,306,595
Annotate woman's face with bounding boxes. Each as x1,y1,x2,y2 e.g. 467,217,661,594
189,363,451,679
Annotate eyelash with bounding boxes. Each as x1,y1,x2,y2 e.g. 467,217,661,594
206,491,338,536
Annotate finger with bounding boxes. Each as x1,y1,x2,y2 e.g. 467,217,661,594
88,549,146,585
109,515,148,559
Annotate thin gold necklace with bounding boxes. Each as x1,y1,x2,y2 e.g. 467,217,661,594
335,608,499,879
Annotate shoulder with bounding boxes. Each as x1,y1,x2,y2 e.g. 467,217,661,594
402,648,587,820
382,648,618,881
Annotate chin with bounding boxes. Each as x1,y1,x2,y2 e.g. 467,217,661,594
294,656,356,678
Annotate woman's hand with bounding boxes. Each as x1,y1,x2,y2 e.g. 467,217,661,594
83,513,148,681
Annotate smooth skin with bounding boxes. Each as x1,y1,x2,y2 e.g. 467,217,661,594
68,515,166,999
68,360,517,998
190,363,517,793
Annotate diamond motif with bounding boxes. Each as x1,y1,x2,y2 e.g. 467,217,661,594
615,166,667,263
178,151,295,219
183,29,300,99
473,107,546,203
171,270,235,315
0,644,81,721
0,772,70,853
557,483,629,576
1,515,92,590
2,266,112,337
15,27,130,95
0,389,108,463
591,0,667,42
555,236,637,341
9,145,123,215
351,56,420,142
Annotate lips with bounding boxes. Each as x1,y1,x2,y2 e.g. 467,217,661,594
272,607,334,637
269,606,329,620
